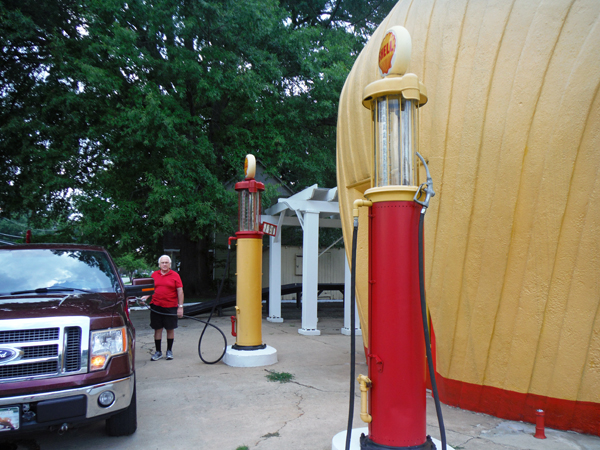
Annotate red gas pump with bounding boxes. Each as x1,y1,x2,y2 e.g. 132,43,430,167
339,26,447,450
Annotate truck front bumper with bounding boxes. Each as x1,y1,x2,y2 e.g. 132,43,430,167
0,373,134,435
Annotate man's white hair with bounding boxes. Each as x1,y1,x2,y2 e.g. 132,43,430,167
158,255,171,265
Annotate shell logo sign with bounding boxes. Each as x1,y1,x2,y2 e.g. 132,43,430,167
376,26,412,78
378,31,396,76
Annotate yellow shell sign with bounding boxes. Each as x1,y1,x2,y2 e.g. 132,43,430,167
377,26,412,78
378,31,396,76
244,154,256,179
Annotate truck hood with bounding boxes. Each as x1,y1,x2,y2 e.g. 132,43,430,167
0,293,119,320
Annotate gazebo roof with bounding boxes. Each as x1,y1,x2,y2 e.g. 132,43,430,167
263,184,340,231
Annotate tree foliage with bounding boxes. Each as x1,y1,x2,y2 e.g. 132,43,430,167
114,253,152,281
0,0,396,294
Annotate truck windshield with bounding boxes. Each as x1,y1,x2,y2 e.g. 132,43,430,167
0,249,120,295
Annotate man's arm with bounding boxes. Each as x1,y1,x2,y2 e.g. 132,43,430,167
177,287,184,318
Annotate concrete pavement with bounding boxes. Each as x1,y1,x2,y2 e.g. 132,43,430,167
4,302,600,450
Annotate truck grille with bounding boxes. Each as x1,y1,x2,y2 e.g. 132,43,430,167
64,327,82,372
0,361,57,379
23,344,59,359
0,328,59,343
0,318,90,383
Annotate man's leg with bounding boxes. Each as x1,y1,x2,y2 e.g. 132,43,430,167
152,328,164,360
154,328,163,350
166,329,174,360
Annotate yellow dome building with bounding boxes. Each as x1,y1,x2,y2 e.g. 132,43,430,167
337,0,600,436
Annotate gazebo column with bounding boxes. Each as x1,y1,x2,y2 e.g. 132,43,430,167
267,233,283,323
299,210,320,336
342,255,362,336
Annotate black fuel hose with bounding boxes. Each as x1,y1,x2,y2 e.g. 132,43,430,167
418,211,447,450
139,305,228,364
196,244,232,364
345,219,359,450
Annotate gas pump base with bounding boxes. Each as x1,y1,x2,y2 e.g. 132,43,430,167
360,434,436,450
341,327,362,336
331,428,454,450
222,344,277,367
232,343,267,351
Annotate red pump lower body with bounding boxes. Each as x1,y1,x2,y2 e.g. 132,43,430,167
366,201,430,449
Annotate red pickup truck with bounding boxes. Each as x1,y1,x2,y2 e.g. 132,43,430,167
0,244,153,438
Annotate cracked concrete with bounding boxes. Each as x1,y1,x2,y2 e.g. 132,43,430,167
3,302,599,450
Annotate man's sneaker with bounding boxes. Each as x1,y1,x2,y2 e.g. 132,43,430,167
151,351,163,361
166,350,173,360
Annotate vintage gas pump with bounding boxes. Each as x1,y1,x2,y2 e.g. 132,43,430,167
333,27,450,450
223,154,277,367
358,25,432,450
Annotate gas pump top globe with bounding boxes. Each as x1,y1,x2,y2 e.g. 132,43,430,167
235,155,264,233
362,27,428,198
379,26,412,78
244,154,256,180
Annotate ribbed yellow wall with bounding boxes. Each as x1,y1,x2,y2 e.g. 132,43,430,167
337,0,600,404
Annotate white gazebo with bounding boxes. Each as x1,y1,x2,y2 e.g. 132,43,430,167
262,185,361,336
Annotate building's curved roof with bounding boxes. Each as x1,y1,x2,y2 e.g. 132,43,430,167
337,0,600,434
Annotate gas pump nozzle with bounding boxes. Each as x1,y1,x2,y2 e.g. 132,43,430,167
414,152,435,213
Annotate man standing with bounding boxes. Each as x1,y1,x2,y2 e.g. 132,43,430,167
144,255,184,361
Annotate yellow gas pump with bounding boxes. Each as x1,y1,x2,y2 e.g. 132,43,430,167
223,155,278,367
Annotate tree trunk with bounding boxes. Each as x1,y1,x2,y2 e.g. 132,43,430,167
163,233,213,298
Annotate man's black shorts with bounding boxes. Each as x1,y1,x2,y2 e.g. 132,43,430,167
150,304,178,330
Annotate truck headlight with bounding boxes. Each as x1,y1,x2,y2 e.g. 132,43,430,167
90,327,127,371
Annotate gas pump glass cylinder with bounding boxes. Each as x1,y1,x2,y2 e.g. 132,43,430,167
374,95,419,187
238,190,261,231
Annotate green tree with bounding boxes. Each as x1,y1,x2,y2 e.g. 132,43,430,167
0,0,89,221
0,0,396,295
114,253,152,282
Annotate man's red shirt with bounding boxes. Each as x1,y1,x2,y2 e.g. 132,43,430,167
150,269,183,308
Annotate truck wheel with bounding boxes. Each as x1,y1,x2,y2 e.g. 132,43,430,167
105,383,137,436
